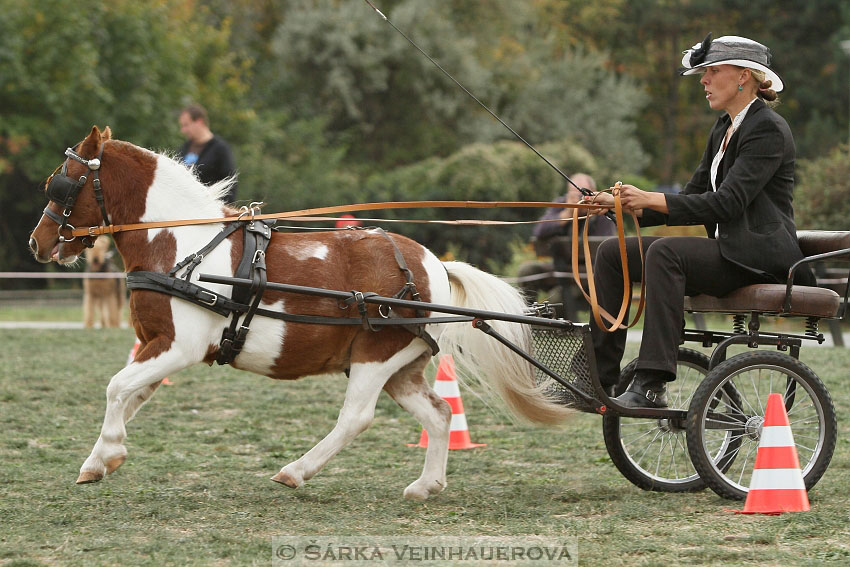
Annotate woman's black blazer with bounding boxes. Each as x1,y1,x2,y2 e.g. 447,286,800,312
642,98,812,284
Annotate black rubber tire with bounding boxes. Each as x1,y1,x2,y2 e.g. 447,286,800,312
602,348,710,492
686,351,837,500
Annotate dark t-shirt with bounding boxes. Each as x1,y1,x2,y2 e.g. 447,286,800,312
178,135,238,203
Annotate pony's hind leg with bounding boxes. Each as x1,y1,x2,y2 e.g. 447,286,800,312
271,340,429,490
77,341,194,484
383,353,452,501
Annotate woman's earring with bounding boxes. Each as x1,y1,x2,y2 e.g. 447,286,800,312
738,84,744,92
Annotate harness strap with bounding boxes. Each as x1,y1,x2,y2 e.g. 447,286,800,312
125,271,470,327
127,271,235,317
339,228,439,353
42,206,65,226
217,220,273,365
169,222,245,278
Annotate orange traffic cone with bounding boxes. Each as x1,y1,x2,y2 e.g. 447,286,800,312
734,393,809,515
127,338,173,385
409,354,485,450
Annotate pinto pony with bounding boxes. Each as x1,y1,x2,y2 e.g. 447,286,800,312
29,126,570,500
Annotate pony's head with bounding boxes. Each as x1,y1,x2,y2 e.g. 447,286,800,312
29,126,113,264
30,125,233,266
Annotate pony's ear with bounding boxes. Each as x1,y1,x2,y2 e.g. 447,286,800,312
80,126,104,155
102,126,112,140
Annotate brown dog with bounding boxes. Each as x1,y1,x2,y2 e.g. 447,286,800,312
83,237,125,328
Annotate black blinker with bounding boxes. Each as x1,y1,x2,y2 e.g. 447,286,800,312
46,173,84,208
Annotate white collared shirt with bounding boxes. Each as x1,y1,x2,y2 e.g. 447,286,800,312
710,97,758,237
710,97,758,193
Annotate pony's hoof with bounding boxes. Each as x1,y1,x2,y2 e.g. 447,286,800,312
76,471,104,484
105,455,126,474
271,471,301,489
403,479,446,501
403,487,430,501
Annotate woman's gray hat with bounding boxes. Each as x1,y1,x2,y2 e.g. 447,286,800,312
681,33,784,92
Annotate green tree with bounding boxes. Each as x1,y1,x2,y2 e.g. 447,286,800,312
262,0,648,175
542,0,850,184
0,0,249,277
795,145,850,230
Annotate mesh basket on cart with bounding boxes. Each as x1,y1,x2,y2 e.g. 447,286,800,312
531,324,599,413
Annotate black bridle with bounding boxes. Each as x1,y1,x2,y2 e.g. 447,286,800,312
43,145,110,255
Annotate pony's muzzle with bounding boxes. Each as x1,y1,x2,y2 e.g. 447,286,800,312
29,236,51,264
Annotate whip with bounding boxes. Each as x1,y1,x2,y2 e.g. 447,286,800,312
362,0,616,222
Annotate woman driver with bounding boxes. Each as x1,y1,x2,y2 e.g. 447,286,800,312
584,34,814,409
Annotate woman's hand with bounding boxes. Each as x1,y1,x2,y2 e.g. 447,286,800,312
580,190,616,215
618,184,669,214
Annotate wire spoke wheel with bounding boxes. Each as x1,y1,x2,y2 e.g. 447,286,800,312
686,351,837,500
603,348,711,492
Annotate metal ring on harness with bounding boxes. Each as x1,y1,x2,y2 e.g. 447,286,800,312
58,224,77,243
237,202,265,222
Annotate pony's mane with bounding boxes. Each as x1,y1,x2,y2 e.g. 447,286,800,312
105,140,237,208
157,149,237,205
105,139,238,222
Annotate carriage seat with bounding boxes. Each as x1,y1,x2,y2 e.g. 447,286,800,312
685,230,850,319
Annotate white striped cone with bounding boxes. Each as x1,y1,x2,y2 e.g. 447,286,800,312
409,354,485,450
735,392,809,514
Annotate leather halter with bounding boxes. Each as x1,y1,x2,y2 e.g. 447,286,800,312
43,145,109,257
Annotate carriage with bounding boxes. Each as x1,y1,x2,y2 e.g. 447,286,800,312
29,127,849,501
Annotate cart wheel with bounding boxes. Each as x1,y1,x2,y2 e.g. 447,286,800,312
602,348,710,492
686,351,837,500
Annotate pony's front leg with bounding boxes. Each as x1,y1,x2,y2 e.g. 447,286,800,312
77,344,195,484
272,341,429,489
270,364,386,489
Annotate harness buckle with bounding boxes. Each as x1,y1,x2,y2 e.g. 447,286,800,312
198,290,218,306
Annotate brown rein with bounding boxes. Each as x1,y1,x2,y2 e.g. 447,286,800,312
570,187,645,332
70,199,608,238
70,196,643,333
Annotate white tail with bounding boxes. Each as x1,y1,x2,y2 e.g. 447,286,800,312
439,261,572,425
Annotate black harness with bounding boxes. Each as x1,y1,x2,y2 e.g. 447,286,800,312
127,223,441,364
42,145,440,361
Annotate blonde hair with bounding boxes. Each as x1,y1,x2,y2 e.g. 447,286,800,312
748,68,779,106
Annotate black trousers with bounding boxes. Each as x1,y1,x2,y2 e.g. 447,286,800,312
591,236,770,386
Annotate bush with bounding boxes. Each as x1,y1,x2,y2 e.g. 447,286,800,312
795,145,850,230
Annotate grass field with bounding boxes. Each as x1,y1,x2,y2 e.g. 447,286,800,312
1,327,849,566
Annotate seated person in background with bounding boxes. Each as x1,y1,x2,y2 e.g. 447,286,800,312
517,173,616,318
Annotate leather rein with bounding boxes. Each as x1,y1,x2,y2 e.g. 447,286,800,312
69,199,610,238
55,162,643,333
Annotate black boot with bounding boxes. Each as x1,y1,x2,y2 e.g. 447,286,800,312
613,370,671,409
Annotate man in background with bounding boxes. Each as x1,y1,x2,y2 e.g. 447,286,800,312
178,103,238,203
517,173,616,319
